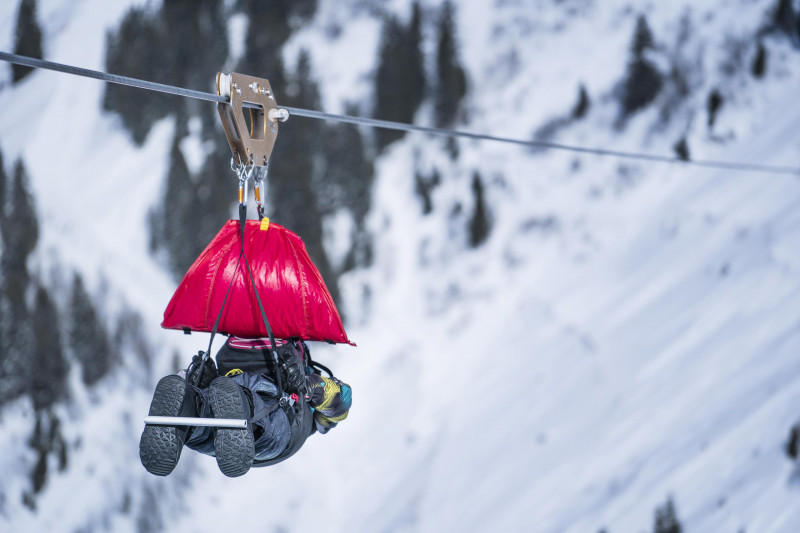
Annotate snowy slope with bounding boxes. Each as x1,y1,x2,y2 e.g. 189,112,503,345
2,0,800,532
0,1,209,531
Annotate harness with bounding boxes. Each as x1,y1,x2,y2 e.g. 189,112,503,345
215,338,318,467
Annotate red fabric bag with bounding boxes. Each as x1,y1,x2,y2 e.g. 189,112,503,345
162,219,354,345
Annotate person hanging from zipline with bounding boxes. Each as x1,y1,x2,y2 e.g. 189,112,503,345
140,336,351,477
140,196,355,477
139,74,356,477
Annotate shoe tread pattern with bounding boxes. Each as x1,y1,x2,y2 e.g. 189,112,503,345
209,377,254,477
140,375,188,476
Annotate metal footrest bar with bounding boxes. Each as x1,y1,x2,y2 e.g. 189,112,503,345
144,416,248,429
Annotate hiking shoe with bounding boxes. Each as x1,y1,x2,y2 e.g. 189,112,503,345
140,375,197,476
208,376,254,477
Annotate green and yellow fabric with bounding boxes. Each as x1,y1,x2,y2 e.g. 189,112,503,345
306,374,352,433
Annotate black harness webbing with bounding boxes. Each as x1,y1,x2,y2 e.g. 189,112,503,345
194,204,285,396
192,252,241,388
249,400,281,425
237,204,285,395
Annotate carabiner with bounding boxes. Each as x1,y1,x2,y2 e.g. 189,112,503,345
239,174,250,206
254,163,269,219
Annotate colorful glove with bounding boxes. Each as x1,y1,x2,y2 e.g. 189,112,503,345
306,374,352,433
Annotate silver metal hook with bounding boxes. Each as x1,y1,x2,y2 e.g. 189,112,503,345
231,157,246,180
245,162,256,181
254,163,269,218
241,177,249,207
232,157,250,206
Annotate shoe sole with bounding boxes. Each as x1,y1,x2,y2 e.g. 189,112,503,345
140,375,190,476
209,377,254,477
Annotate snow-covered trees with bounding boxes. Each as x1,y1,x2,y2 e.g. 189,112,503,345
468,172,490,248
156,133,202,278
319,105,375,271
373,2,426,152
620,15,663,117
103,0,229,145
0,153,116,412
12,0,43,83
270,51,340,303
772,0,797,37
434,1,467,129
30,286,68,411
0,159,40,407
752,42,768,78
68,274,113,386
653,496,683,533
105,2,366,304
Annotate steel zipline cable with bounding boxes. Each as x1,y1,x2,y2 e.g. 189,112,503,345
1,51,798,176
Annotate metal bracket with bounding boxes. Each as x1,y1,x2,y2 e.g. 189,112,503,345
216,72,289,167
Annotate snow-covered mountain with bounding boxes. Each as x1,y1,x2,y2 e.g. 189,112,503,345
1,0,800,532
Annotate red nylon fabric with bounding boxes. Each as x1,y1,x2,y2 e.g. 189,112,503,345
161,220,354,345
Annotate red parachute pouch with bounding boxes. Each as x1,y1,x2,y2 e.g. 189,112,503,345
161,217,354,345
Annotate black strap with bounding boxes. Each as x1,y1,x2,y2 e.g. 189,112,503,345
308,356,334,378
249,399,281,425
238,204,285,396
193,248,242,387
195,205,284,396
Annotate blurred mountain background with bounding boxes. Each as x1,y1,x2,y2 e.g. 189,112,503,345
0,0,800,531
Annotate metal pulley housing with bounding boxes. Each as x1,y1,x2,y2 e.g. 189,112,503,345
216,72,288,167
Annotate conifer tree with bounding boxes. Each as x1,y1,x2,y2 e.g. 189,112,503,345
320,104,374,226
102,8,173,145
752,42,767,78
12,0,43,83
468,171,490,248
373,2,426,151
797,13,800,42
0,159,40,406
103,0,229,144
29,411,68,495
408,2,426,115
0,149,4,251
319,108,375,272
0,144,6,215
161,131,203,279
0,150,16,406
653,496,682,533
29,284,68,411
434,1,467,129
772,0,796,36
571,85,591,119
0,288,29,406
414,168,440,215
707,89,723,128
9,159,39,258
161,0,229,91
194,127,240,234
673,137,690,161
621,15,663,116
631,14,655,56
2,160,39,295
68,274,112,386
235,0,319,116
786,424,800,459
270,51,340,304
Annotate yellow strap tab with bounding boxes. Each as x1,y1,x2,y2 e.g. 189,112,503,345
225,368,243,377
260,217,270,231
